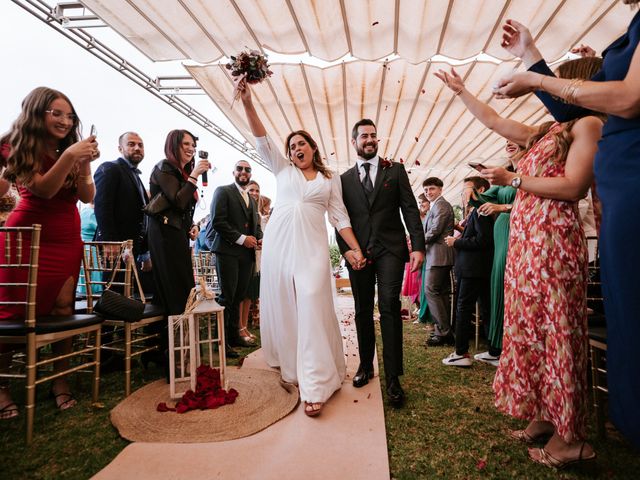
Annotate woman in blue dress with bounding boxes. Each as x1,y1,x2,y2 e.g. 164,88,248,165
493,4,640,450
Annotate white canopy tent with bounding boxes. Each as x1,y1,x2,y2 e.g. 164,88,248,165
28,0,632,200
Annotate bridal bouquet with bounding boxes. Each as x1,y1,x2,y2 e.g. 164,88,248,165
226,50,273,84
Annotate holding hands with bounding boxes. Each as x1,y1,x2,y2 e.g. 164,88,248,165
345,248,366,270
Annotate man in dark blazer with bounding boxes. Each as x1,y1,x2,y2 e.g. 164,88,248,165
443,176,494,367
94,132,152,287
338,118,425,408
206,160,262,358
423,177,455,346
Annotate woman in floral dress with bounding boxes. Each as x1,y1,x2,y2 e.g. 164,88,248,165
436,57,604,467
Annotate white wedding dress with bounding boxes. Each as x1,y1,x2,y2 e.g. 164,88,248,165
256,136,350,403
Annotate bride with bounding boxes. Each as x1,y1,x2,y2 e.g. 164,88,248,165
237,79,365,417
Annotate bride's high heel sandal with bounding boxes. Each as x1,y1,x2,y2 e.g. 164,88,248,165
304,402,323,417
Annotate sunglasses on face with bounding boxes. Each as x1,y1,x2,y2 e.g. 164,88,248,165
236,166,252,173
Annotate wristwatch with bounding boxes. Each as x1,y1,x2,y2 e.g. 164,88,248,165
510,176,522,189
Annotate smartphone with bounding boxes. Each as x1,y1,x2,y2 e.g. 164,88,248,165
467,162,486,172
90,124,97,137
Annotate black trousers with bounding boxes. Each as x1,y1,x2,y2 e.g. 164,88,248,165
215,252,254,346
347,251,405,383
454,275,491,355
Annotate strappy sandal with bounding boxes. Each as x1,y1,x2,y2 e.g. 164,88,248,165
0,402,19,420
509,429,552,445
304,402,323,417
51,391,77,411
529,443,597,470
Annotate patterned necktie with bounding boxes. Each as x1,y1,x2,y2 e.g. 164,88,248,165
362,162,374,195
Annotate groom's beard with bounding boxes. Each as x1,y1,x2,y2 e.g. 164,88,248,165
357,142,378,160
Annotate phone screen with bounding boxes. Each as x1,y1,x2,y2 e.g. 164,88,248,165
90,124,97,137
467,162,486,172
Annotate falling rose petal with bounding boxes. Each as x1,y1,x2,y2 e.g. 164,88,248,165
415,136,419,142
400,158,404,164
354,399,359,403
330,152,335,155
421,88,426,94
367,393,371,399
415,160,421,166
372,21,379,26
407,170,412,174
384,105,388,111
476,459,487,470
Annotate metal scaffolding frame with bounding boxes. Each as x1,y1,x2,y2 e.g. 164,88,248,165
11,0,266,168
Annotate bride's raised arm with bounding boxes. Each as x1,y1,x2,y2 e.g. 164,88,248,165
238,79,289,173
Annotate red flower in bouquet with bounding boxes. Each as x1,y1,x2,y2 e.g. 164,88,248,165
157,365,238,414
226,50,273,84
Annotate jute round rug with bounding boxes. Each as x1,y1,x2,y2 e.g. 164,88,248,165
110,368,299,443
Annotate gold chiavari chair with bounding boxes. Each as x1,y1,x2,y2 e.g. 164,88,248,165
585,235,608,437
192,250,220,293
0,224,104,443
82,240,165,396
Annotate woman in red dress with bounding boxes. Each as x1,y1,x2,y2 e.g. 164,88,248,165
0,87,99,419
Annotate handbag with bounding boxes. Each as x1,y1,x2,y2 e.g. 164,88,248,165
143,191,171,216
93,244,146,321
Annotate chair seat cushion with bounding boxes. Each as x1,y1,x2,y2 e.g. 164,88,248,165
0,314,104,336
588,326,607,345
140,303,165,320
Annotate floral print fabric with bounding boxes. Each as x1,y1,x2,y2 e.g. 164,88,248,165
493,122,589,443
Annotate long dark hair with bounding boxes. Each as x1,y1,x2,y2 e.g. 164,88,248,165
285,130,332,179
2,86,81,187
164,129,198,177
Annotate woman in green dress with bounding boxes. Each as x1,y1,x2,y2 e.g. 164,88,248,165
470,142,521,366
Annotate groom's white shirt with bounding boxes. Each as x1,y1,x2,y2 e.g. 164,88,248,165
355,155,380,186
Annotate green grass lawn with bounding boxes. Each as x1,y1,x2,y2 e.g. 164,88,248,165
1,319,638,480
379,319,640,480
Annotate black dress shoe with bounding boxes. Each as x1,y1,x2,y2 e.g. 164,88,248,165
225,347,240,359
234,337,254,348
352,366,375,388
425,333,455,347
386,377,405,408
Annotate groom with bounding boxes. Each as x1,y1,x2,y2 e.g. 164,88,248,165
338,119,425,407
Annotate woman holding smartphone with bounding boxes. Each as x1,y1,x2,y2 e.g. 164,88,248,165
0,87,99,417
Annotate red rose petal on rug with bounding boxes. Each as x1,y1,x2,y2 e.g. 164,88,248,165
476,459,487,470
156,402,175,412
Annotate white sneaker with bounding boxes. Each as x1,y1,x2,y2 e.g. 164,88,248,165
473,351,500,367
442,352,472,368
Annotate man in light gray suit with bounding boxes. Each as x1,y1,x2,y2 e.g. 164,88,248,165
422,177,455,346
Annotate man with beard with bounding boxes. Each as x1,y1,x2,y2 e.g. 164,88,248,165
94,132,152,371
337,119,425,408
94,131,151,282
206,160,262,357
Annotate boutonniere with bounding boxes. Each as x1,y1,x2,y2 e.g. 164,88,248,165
380,158,393,170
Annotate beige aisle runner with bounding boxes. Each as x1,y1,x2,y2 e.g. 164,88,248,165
94,294,390,480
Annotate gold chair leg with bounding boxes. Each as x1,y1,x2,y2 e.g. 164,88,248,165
590,345,605,438
125,323,132,397
25,333,37,444
93,328,101,403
